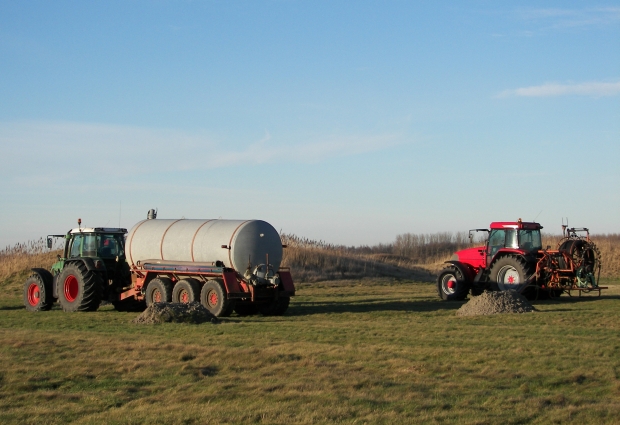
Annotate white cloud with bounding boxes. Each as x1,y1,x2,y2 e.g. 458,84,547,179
497,81,620,98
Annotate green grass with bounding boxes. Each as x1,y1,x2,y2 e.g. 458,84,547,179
1,279,620,424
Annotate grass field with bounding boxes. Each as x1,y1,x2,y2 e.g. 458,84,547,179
1,278,620,424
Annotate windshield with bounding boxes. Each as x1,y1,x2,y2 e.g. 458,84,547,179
519,230,542,251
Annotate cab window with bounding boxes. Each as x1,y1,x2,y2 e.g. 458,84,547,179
519,230,542,251
488,229,505,258
69,234,97,257
488,229,518,257
69,235,83,257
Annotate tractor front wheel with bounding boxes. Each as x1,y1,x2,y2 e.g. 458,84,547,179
437,266,469,301
23,274,53,312
57,263,103,312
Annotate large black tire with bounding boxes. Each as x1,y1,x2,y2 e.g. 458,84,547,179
489,255,533,292
112,297,147,312
234,303,259,316
258,296,290,316
437,266,469,301
172,279,201,304
57,263,103,312
145,278,174,307
200,280,235,317
23,274,53,312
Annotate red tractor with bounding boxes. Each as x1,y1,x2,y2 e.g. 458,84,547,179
437,219,602,301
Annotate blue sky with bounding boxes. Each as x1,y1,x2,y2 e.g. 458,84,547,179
1,1,619,247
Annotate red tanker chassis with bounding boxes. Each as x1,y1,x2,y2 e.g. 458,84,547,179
120,261,295,317
437,219,603,301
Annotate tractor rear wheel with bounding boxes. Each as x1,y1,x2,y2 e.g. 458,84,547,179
23,274,53,312
489,255,533,293
57,263,103,312
172,279,201,304
437,266,469,301
145,278,174,306
200,280,235,317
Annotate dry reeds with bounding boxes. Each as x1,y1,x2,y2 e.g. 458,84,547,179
0,238,62,283
281,231,620,282
1,231,618,287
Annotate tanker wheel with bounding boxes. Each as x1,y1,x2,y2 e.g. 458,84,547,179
145,278,174,306
234,303,259,316
200,280,235,317
23,274,53,312
259,296,290,316
489,255,533,293
436,266,469,301
57,263,103,312
172,279,200,304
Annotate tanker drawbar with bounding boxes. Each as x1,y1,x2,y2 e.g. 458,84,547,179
22,215,295,317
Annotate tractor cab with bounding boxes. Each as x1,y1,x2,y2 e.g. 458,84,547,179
48,226,128,277
486,221,542,265
64,229,126,259
451,220,543,271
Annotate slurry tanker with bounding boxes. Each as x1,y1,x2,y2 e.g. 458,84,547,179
23,210,294,317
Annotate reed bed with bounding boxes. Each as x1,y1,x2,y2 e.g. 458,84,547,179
0,238,62,284
1,232,618,288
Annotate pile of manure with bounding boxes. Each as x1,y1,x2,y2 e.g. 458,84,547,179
133,302,219,324
456,290,537,317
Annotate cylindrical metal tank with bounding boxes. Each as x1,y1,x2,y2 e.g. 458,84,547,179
126,219,283,273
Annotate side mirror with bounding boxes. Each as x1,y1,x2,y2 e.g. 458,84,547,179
47,237,52,249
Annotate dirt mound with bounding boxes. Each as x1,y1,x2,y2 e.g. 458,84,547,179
456,290,537,317
133,302,219,324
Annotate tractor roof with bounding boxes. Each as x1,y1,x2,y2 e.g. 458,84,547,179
489,220,542,230
68,227,127,234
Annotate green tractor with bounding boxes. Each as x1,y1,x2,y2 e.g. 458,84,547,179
23,220,143,312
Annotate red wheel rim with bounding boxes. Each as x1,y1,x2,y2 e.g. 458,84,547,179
208,290,218,307
180,290,189,303
64,275,79,302
153,289,162,303
27,283,40,306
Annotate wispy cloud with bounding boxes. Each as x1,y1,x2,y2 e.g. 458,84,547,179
210,134,397,168
0,121,399,186
497,80,620,98
514,7,620,33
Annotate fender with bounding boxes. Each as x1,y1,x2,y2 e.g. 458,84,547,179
488,249,527,267
64,257,97,271
443,260,476,282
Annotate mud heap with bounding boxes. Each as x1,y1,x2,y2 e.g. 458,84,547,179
133,302,219,324
456,290,537,317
